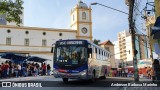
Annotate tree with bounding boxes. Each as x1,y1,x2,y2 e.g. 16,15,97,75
0,0,23,25
93,39,101,45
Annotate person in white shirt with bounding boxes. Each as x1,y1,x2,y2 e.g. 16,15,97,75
17,64,21,77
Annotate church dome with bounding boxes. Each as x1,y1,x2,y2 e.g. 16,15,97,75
77,0,88,9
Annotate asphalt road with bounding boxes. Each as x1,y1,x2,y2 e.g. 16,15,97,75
0,76,160,90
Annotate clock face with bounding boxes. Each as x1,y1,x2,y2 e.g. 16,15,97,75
81,27,87,34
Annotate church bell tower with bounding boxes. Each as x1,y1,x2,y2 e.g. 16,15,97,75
70,0,92,41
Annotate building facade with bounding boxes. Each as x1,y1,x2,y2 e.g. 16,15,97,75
0,1,93,70
114,30,149,67
99,40,117,68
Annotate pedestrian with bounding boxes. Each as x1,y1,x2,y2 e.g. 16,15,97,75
17,64,21,77
153,59,160,80
1,63,3,78
36,63,39,76
125,68,128,77
14,65,18,78
147,67,151,79
0,65,2,79
22,61,27,77
4,61,9,78
33,65,36,76
122,70,125,77
47,64,51,75
151,67,155,82
8,61,12,77
42,63,46,75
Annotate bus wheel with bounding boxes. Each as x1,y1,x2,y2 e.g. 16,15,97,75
62,78,68,83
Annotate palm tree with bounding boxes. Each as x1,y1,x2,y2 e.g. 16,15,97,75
93,39,101,45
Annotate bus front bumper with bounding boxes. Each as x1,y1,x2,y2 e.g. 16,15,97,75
53,70,87,79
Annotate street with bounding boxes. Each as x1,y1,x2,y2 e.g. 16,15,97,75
0,76,160,90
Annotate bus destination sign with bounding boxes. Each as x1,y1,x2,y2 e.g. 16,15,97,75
58,41,85,45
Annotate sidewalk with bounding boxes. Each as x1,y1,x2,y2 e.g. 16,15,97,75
106,77,152,82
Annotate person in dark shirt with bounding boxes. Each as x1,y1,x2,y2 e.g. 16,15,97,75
8,61,12,77
0,65,2,78
42,63,46,75
47,64,51,75
4,61,9,78
153,59,160,80
35,63,39,76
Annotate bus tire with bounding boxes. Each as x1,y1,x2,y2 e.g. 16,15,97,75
62,78,68,83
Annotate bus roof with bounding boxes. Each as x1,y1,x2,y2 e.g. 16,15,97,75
55,39,111,55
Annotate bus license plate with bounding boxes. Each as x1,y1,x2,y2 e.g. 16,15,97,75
66,74,71,76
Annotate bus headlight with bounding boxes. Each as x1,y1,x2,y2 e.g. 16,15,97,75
53,69,58,75
80,70,87,76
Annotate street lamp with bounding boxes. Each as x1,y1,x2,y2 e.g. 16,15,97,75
91,2,139,82
90,2,129,15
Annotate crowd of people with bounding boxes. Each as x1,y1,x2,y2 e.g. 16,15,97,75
0,61,51,79
0,59,160,81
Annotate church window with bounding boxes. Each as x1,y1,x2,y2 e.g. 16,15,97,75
6,37,11,45
82,12,86,20
25,31,29,34
24,38,29,46
7,29,11,33
59,33,62,36
42,39,47,46
43,32,46,36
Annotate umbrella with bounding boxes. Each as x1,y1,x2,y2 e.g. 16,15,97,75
151,16,160,39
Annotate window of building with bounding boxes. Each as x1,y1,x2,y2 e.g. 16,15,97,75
25,31,29,35
82,12,86,20
105,47,110,52
42,39,47,46
7,29,11,33
43,32,46,36
6,37,11,45
24,38,29,46
59,33,62,36
95,48,97,53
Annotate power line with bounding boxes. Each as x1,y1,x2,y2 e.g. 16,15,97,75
134,1,154,25
135,38,150,48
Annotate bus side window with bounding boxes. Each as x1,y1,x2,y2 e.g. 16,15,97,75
95,48,97,59
87,48,92,58
102,51,104,60
51,47,54,53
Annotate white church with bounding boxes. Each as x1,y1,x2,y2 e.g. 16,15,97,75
0,1,93,68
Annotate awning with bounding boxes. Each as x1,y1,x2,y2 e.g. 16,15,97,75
151,16,160,39
0,52,27,61
27,56,50,63
0,52,27,64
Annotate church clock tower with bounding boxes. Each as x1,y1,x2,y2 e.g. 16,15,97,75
70,0,92,41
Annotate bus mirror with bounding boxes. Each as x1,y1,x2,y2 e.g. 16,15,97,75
51,47,54,53
88,48,92,54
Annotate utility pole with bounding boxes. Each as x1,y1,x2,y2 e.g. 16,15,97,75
154,0,160,18
129,0,139,82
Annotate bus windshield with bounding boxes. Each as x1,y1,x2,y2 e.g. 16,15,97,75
54,46,87,65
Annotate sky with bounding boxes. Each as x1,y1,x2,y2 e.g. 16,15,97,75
23,0,151,43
